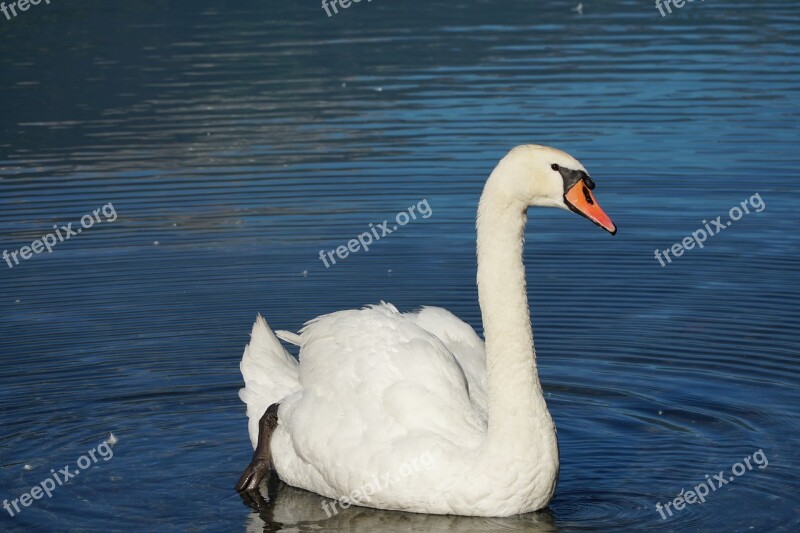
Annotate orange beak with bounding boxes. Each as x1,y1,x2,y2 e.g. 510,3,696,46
564,180,617,235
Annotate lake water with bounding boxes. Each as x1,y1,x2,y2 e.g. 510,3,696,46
1,0,799,531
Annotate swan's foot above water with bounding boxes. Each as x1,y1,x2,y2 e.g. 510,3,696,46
236,403,280,493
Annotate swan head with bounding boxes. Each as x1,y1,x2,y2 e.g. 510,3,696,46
489,145,617,235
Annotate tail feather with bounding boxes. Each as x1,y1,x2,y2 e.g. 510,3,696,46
275,330,302,346
239,314,301,448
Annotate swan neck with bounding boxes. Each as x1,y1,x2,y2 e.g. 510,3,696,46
476,183,554,441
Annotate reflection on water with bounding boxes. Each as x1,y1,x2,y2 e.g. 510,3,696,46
242,478,558,532
1,0,799,531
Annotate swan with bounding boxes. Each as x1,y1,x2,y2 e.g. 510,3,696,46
235,144,616,517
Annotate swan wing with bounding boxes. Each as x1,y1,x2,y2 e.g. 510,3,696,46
404,306,488,415
272,303,486,496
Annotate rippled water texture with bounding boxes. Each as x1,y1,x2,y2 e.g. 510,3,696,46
1,0,799,531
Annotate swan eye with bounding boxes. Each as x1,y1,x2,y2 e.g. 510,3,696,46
551,164,560,171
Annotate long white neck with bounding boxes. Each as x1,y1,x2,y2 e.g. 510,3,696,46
476,177,556,449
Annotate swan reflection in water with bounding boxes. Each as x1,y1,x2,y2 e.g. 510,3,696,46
241,475,558,533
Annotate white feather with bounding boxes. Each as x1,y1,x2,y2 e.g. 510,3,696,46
275,330,302,346
239,315,301,447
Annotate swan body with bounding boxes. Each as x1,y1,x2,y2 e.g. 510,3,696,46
238,145,616,517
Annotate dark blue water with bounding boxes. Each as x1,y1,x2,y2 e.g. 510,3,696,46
1,1,798,531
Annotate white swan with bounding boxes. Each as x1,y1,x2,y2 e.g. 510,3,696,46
236,144,616,517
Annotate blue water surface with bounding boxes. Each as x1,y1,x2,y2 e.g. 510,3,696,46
1,0,799,531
